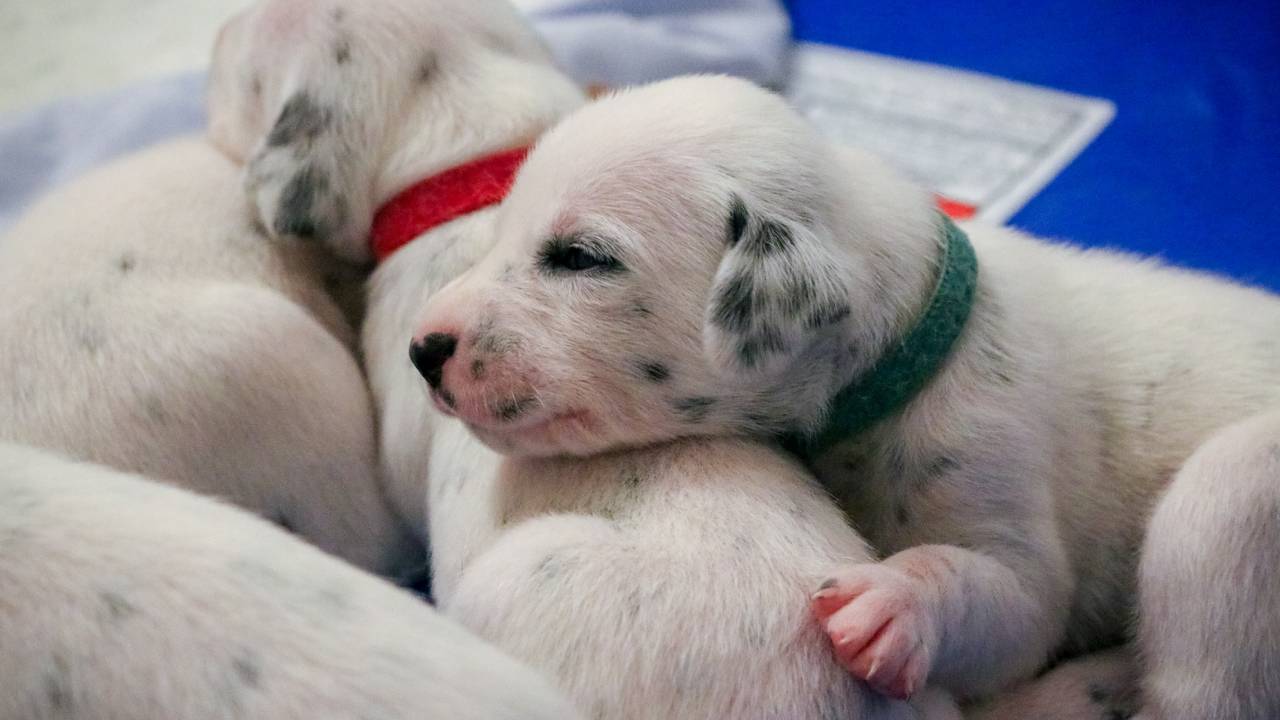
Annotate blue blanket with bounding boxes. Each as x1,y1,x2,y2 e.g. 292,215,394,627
789,0,1280,290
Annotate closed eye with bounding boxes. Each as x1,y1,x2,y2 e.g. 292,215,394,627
537,234,624,274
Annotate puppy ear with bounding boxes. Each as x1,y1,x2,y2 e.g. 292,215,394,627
243,90,377,262
208,3,384,263
702,195,853,377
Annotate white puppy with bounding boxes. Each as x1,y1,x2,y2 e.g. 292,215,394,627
0,16,418,573
221,2,1135,716
0,442,579,720
413,76,1280,718
215,1,974,716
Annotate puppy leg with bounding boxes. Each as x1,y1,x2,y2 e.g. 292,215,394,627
447,513,934,720
1137,409,1280,720
0,443,578,720
966,647,1139,720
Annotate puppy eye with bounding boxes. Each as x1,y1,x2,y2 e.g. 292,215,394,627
537,236,623,274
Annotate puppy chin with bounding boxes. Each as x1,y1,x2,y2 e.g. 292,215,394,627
468,424,569,458
465,408,611,458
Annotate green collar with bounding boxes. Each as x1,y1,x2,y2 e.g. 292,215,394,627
790,214,979,456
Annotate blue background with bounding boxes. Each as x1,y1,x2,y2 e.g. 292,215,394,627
785,1,1280,291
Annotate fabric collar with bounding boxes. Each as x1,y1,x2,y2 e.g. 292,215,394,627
369,146,531,263
791,214,979,456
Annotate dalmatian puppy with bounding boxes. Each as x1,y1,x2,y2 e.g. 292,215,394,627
215,2,966,715
221,2,1135,716
411,75,1280,719
0,21,419,573
0,441,579,720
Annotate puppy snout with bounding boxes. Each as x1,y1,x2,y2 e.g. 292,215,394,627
409,332,458,389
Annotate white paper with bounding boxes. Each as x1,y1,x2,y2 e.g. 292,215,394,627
785,42,1115,223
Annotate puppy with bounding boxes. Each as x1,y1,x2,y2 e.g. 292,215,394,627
228,2,1137,715
0,7,418,573
0,442,580,720
413,75,1280,718
216,1,972,716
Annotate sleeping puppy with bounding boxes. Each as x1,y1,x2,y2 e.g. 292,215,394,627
0,5,419,574
224,2,1137,716
215,1,963,716
412,75,1280,719
0,442,579,720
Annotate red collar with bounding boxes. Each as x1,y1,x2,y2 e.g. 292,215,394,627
369,146,531,263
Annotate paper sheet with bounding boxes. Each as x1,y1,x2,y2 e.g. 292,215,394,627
785,42,1115,223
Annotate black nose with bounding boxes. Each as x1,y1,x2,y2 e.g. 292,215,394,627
409,333,457,388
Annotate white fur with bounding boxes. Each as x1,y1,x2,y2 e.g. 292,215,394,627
415,75,1280,718
0,442,579,720
0,75,414,573
222,2,971,715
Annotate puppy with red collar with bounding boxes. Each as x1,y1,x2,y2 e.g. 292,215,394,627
413,75,1280,720
220,1,981,716
0,4,420,575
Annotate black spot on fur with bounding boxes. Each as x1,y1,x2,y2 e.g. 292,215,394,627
623,471,643,488
273,166,329,240
711,272,754,332
496,397,537,422
743,220,793,257
472,327,517,356
438,388,456,409
45,655,70,710
631,302,653,318
470,359,486,380
116,253,136,274
100,591,137,621
272,512,295,534
637,360,670,383
144,397,167,423
673,396,715,423
727,195,749,245
534,552,568,581
333,37,351,64
418,52,439,83
782,272,816,314
739,325,786,368
266,93,331,147
806,304,851,329
232,655,261,688
884,443,908,480
79,328,104,355
927,455,960,478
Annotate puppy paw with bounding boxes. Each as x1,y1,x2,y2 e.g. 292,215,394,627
811,562,940,700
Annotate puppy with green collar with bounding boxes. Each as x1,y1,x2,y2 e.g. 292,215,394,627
414,75,1280,718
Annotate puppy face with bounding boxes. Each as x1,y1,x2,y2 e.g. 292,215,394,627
413,77,916,457
209,0,582,263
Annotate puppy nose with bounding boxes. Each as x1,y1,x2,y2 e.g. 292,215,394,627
409,333,458,388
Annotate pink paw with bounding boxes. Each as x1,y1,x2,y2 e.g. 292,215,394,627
811,563,939,700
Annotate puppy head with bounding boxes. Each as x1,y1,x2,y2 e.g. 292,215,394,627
208,0,583,263
411,76,935,457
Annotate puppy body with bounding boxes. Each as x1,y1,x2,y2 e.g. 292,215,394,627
0,442,579,720
226,2,976,715
0,136,413,573
450,437,963,719
415,76,1280,716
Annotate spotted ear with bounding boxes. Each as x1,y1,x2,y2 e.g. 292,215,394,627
242,90,378,262
207,3,385,263
702,195,853,377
